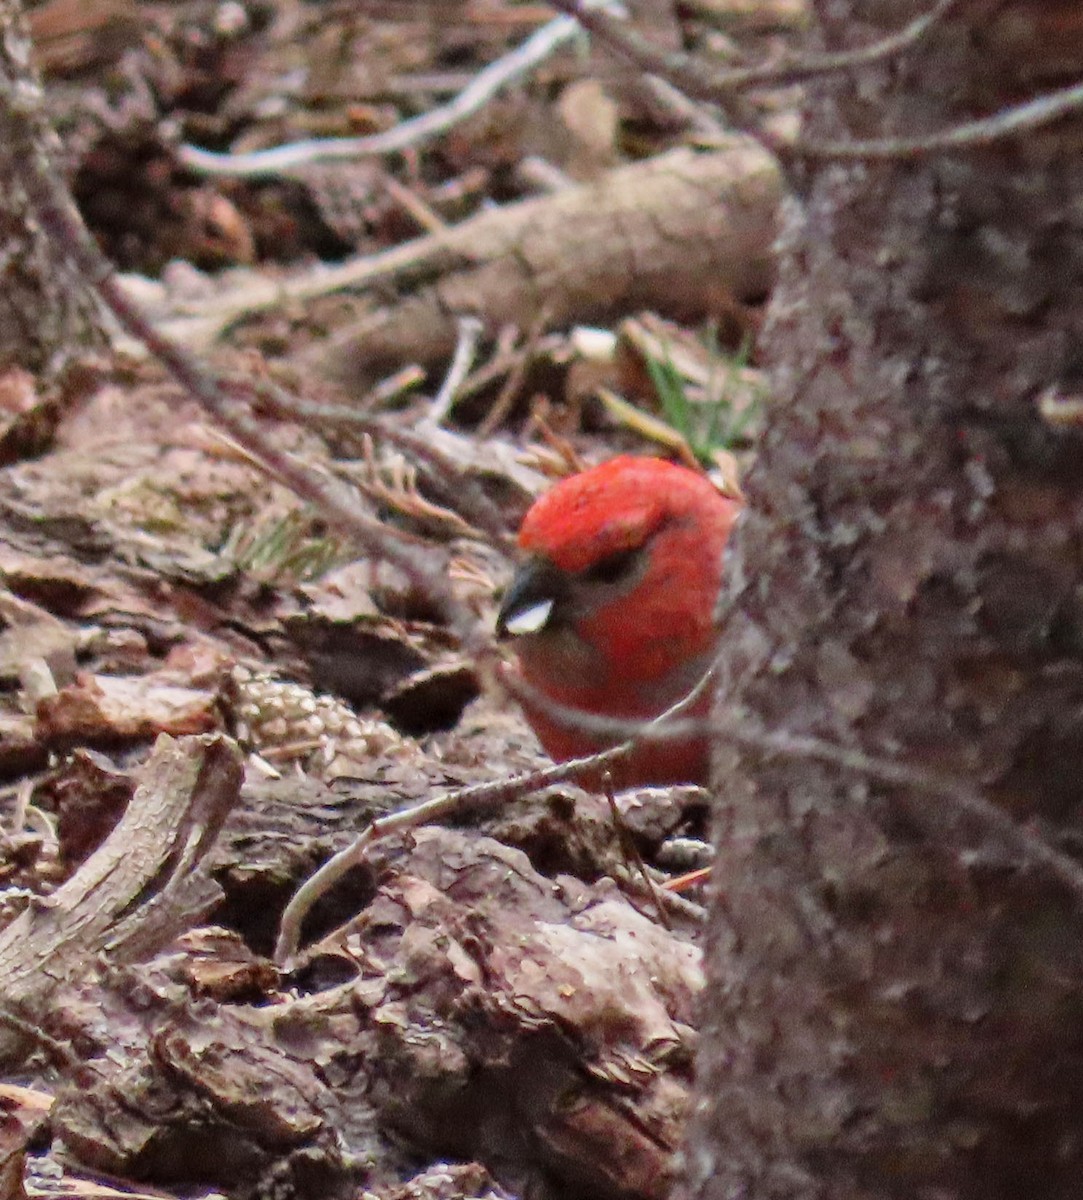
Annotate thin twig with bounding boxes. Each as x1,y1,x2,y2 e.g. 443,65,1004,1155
381,175,448,235
611,862,706,925
11,105,485,653
500,670,1083,908
249,381,517,553
787,78,1083,160
273,742,633,965
603,775,669,929
545,0,959,106
477,304,552,437
345,435,478,538
177,14,588,179
430,316,485,424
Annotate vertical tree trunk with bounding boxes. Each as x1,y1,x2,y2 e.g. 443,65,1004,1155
689,2,1083,1197
0,0,106,373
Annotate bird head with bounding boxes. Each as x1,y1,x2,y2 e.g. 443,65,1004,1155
496,456,739,708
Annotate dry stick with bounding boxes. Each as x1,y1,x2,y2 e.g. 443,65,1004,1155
381,174,447,235
544,0,960,107
273,743,633,965
0,735,242,1069
662,866,712,894
787,79,1083,160
476,304,552,438
429,315,485,424
251,381,517,553
151,141,774,349
608,861,706,925
602,775,670,929
6,93,485,657
151,231,455,338
274,660,719,965
344,437,481,540
177,11,591,179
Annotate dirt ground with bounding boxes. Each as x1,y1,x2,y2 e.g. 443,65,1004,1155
0,2,800,1196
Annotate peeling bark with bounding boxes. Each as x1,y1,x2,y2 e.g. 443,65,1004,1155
0,734,241,1063
50,827,702,1200
690,2,1083,1197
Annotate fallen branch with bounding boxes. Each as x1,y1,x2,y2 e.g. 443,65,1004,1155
177,12,587,179
0,734,242,1064
144,144,782,374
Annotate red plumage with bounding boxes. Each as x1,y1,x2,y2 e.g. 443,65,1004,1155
497,455,740,787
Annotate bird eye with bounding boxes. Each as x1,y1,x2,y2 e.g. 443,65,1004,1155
579,547,640,585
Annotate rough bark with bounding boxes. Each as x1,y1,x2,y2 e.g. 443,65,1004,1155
0,734,241,1063
0,0,107,373
49,827,702,1200
690,2,1083,1197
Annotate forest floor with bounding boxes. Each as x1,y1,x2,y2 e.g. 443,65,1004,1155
0,2,801,1197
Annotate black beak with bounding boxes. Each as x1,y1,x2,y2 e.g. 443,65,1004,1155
496,557,568,638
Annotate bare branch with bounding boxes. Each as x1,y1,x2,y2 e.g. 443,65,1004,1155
177,14,585,180
548,0,1081,163
544,0,960,107
788,79,1083,160
500,669,1083,909
273,741,633,965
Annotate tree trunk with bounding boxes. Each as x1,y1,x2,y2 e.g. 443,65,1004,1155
689,2,1083,1197
0,0,106,373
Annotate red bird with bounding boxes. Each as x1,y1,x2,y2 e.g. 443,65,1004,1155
496,455,740,787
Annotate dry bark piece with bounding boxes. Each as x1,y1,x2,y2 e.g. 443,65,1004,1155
49,936,388,1199
352,827,702,1200
51,998,367,1199
379,662,479,735
46,747,135,866
285,613,480,735
319,143,781,385
52,826,700,1200
0,368,61,466
35,672,221,742
0,733,242,1063
169,926,278,1002
286,615,430,706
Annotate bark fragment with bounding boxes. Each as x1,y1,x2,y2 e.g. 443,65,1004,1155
0,733,241,1063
